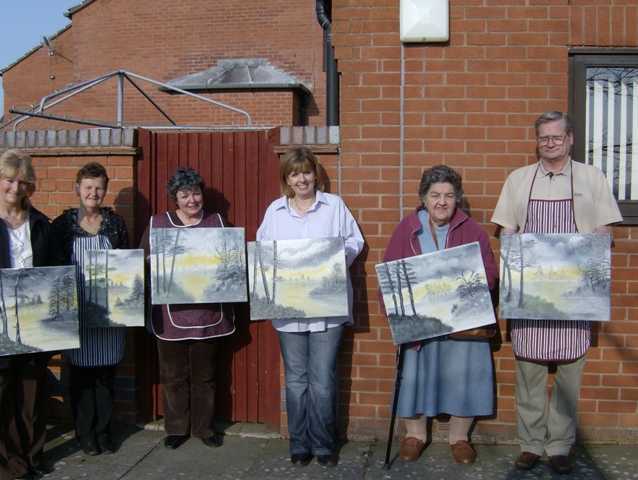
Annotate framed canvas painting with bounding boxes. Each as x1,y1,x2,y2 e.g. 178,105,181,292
248,238,348,321
376,242,495,345
83,249,145,327
0,266,79,356
500,233,611,321
151,227,247,305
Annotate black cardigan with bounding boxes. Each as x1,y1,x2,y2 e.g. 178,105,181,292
50,207,129,265
0,207,51,269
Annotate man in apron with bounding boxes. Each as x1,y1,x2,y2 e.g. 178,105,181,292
491,111,622,474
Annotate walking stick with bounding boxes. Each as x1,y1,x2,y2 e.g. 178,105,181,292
382,342,406,470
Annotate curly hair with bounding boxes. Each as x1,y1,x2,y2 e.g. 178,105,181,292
167,167,205,200
75,162,109,187
418,165,464,203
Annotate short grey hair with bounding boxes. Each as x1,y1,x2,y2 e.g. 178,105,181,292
167,167,204,200
534,111,574,136
418,165,463,202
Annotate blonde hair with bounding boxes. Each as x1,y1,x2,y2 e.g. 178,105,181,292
279,147,326,198
0,149,36,185
0,149,36,209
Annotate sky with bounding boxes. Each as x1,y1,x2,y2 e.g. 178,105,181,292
0,1,79,117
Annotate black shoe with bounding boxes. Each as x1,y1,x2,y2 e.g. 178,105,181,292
201,434,223,448
164,434,189,450
549,455,573,474
15,469,42,480
290,453,312,466
31,463,54,475
79,437,101,456
98,434,116,454
317,454,338,467
514,451,540,470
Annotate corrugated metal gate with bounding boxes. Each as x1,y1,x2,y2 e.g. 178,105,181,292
134,128,281,430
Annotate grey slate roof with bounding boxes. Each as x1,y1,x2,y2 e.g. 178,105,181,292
165,59,311,94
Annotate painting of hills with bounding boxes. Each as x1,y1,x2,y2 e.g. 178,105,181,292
83,249,145,327
376,242,495,345
0,266,79,356
248,238,348,321
151,227,247,305
500,233,611,321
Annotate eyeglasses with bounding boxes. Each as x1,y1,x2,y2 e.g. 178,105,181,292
537,135,566,146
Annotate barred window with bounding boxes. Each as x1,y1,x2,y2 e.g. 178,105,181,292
571,51,638,224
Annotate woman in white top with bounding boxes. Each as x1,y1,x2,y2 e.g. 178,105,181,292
0,149,53,479
256,147,364,467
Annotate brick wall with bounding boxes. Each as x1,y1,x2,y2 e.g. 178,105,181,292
2,0,326,129
332,0,638,442
0,130,139,424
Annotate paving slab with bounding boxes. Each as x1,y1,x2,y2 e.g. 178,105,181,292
37,425,638,480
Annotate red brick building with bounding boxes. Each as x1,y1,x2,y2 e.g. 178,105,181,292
1,0,637,443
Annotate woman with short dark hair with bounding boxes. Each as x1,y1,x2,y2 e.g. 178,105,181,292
383,165,497,465
51,161,129,456
142,167,235,451
257,147,364,467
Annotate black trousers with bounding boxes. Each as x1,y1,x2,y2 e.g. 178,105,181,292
0,353,50,478
68,365,116,443
157,338,218,438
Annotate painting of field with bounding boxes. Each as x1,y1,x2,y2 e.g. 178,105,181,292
0,266,79,356
376,242,495,345
151,227,247,305
83,249,145,327
248,238,348,321
500,233,611,321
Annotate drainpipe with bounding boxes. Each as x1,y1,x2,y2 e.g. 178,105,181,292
316,0,339,126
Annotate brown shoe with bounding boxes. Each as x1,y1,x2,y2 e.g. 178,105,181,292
399,437,425,462
450,440,476,464
515,451,540,470
549,455,573,474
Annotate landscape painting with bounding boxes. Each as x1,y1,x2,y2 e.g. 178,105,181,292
0,266,79,356
83,249,145,327
500,233,611,321
376,242,495,345
151,227,247,305
248,238,348,321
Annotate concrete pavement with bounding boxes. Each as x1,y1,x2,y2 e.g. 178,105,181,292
38,423,638,480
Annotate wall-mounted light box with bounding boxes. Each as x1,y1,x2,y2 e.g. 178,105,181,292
400,0,449,43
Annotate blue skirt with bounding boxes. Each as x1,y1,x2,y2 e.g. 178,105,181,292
397,337,494,418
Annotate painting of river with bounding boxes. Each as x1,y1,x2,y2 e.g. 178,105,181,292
248,238,348,321
83,249,145,327
376,242,495,345
500,233,611,321
151,227,247,305
0,266,79,356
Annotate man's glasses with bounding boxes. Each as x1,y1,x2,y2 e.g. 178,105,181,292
537,135,566,146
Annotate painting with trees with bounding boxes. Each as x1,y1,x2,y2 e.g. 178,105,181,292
82,249,145,327
499,233,611,321
150,227,247,304
248,238,348,321
376,242,495,345
0,266,79,356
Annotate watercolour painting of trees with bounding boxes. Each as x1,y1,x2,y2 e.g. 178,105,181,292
499,233,611,321
150,227,247,304
0,266,79,356
375,242,495,345
247,238,348,321
83,249,145,327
